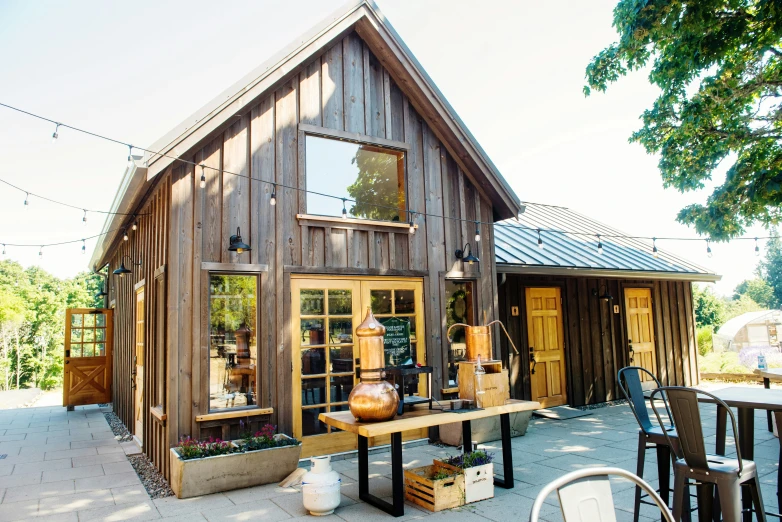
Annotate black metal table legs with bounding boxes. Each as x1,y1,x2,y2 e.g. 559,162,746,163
461,413,514,489
358,432,404,517
765,378,773,432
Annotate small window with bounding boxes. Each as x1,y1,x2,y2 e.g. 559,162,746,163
445,280,475,386
208,273,259,412
305,135,406,221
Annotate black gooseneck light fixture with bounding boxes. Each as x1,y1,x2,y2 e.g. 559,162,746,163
591,284,613,301
227,227,251,254
455,243,479,265
113,255,142,278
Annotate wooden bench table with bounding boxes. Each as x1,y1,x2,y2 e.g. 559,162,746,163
319,399,540,517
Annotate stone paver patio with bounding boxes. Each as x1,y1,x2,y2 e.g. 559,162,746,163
0,384,778,521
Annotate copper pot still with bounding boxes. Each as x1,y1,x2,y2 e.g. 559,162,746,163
348,308,399,422
447,320,520,362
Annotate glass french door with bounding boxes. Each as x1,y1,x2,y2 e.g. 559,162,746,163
291,277,426,457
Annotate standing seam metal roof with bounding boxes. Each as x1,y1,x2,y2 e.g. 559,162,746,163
494,202,718,278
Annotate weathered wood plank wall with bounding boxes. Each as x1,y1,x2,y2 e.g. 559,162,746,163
107,171,170,477
498,275,699,406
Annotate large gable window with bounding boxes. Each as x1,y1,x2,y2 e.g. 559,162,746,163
305,135,406,222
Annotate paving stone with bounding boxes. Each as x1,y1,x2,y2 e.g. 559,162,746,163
1,479,75,504
75,471,141,492
44,446,98,460
202,499,294,521
221,483,298,505
77,500,161,521
0,498,40,522
71,452,128,467
12,458,72,475
42,464,104,483
153,493,233,518
0,471,42,489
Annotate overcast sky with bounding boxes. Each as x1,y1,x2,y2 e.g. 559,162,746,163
0,0,767,295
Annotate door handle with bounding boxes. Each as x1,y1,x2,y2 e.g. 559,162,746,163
628,338,634,363
529,347,537,375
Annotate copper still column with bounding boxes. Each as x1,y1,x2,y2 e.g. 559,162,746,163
348,308,399,422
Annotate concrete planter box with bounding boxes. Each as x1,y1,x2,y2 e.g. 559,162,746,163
439,410,532,447
170,436,302,499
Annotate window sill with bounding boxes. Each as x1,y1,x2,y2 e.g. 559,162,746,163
195,407,274,423
297,214,417,232
150,406,167,423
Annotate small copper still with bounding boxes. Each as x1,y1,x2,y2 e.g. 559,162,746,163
348,308,399,422
447,320,519,362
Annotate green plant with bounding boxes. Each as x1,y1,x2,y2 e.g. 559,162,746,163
444,450,494,469
697,326,714,356
239,421,299,451
697,352,751,375
431,469,454,481
177,436,239,460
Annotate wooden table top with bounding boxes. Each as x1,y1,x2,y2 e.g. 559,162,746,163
754,368,782,380
319,399,541,438
698,387,782,411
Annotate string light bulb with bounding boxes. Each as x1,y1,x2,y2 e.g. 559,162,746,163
199,165,206,189
475,222,481,242
755,237,760,257
342,199,347,219
83,210,88,226
408,212,415,235
706,239,713,258
24,192,29,208
596,235,603,255
1,244,5,256
132,220,138,231
652,237,659,258
127,145,134,168
123,229,129,241
537,229,544,249
38,246,43,259
81,239,86,255
52,123,60,144
270,184,276,206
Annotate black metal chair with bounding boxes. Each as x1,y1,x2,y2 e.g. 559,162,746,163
618,366,684,522
650,387,766,522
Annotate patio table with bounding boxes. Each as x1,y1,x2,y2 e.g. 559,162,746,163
754,368,782,431
319,399,540,517
698,386,782,521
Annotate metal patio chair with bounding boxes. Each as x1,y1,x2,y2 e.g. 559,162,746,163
529,467,673,522
650,387,766,522
618,366,687,522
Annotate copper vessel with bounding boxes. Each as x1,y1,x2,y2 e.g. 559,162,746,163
447,320,520,362
348,308,399,422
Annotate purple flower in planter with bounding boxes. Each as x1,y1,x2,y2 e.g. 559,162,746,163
738,345,782,370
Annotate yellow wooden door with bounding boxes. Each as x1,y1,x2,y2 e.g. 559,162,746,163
624,288,657,381
63,309,113,407
291,277,427,458
134,287,145,443
526,287,567,408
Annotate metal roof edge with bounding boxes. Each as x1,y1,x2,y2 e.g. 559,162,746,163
495,264,722,282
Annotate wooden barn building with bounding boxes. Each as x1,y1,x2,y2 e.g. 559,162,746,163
494,202,719,409
87,0,718,480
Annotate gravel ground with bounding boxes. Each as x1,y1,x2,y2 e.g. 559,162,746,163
103,411,174,498
103,411,134,442
128,453,174,499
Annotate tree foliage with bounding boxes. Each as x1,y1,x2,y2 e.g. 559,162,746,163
733,277,777,307
0,260,103,390
758,231,782,305
346,146,404,222
693,285,727,328
586,0,782,239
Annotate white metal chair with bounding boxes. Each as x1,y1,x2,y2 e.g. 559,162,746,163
529,467,674,522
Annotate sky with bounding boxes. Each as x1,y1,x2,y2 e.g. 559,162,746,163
0,0,768,295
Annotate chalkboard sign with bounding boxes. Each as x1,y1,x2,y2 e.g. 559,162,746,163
382,317,413,367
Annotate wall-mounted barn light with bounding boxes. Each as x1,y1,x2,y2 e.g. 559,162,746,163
113,255,142,278
455,243,479,265
591,285,613,301
228,227,251,254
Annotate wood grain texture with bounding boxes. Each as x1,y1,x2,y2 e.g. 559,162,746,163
222,115,250,264
343,34,365,134
321,41,344,131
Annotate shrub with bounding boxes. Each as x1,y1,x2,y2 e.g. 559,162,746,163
177,436,238,460
698,352,751,374
696,326,713,356
444,450,494,469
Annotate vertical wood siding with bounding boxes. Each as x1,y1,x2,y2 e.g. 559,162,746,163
498,275,700,406
96,30,500,478
107,172,170,478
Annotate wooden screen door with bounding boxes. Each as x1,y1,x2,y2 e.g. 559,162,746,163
134,287,145,443
624,288,657,382
291,276,426,458
63,308,113,407
525,287,567,408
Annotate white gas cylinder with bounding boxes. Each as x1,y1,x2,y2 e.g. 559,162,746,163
301,455,341,516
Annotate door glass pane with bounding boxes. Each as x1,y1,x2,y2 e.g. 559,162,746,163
71,345,82,357
302,348,326,375
96,343,105,356
370,290,392,314
70,329,82,343
331,377,353,401
95,329,106,342
302,407,327,436
328,290,352,315
95,314,106,327
329,318,353,344
301,289,324,315
330,346,353,373
394,290,415,314
82,344,94,357
71,314,83,327
302,378,327,406
301,319,325,345
83,329,95,343
84,314,95,328
208,274,258,412
445,281,475,386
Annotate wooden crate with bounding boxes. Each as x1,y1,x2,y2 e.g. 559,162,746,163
457,362,509,407
436,460,494,503
404,461,465,512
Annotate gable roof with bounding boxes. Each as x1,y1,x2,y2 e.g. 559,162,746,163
494,202,720,282
91,0,520,270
